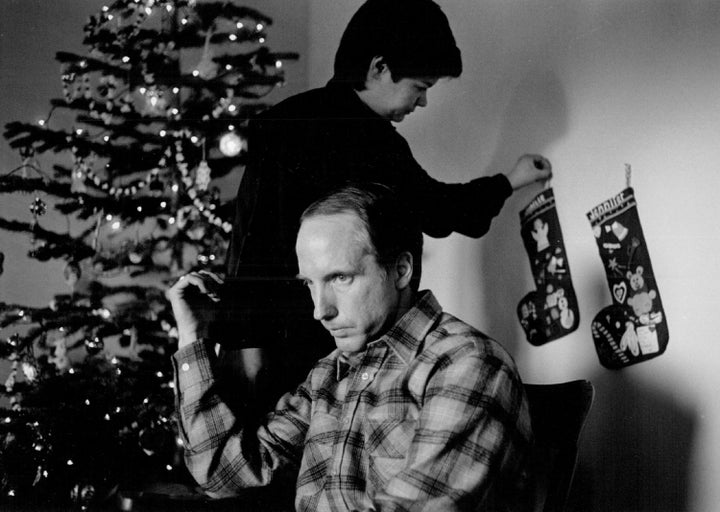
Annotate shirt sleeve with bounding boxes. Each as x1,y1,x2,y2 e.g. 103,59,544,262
366,340,531,512
172,339,310,498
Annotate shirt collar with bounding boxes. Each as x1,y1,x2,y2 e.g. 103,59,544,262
333,290,442,379
324,80,392,125
376,290,443,366
336,350,364,381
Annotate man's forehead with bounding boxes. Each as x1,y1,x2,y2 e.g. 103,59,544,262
300,211,362,233
297,213,373,263
297,213,366,252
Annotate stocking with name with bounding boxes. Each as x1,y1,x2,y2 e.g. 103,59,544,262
517,187,580,345
587,185,669,369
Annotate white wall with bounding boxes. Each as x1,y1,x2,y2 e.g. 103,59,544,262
308,1,719,511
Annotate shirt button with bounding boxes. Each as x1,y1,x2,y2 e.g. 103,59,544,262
181,363,190,372
361,372,369,380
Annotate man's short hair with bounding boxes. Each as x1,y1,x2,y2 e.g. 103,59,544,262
331,0,462,90
300,183,423,292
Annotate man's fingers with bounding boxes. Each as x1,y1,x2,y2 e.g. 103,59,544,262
171,272,221,302
198,270,224,283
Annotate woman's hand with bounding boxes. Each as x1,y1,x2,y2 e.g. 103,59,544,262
167,270,224,349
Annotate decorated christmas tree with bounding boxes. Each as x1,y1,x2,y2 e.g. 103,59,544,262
0,0,296,508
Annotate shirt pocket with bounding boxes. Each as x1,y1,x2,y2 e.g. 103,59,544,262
364,416,416,489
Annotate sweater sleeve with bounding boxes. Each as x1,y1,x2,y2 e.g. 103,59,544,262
392,135,513,239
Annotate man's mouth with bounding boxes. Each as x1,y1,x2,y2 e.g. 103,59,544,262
328,327,349,337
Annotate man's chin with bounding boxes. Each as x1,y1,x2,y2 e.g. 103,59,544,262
391,112,408,123
334,335,368,353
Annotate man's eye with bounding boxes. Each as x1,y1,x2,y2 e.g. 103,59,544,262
334,274,352,284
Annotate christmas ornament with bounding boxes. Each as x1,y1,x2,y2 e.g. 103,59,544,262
175,206,194,229
71,167,88,193
48,338,70,371
212,89,236,118
84,336,104,356
138,422,175,457
120,92,134,114
70,148,93,194
63,262,82,289
21,362,38,382
195,29,219,80
70,482,96,510
118,328,133,348
517,187,580,345
140,87,167,116
186,224,206,241
29,197,47,217
6,333,20,348
194,160,211,191
4,360,18,393
218,131,244,157
587,181,668,369
148,172,164,193
128,250,144,265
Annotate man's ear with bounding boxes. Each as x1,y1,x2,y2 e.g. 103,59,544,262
366,55,389,81
394,252,414,290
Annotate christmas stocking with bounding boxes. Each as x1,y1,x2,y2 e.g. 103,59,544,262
587,187,669,369
517,188,580,345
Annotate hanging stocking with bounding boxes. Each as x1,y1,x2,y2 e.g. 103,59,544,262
517,187,580,345
587,185,669,369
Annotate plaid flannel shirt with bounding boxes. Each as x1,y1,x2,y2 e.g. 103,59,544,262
173,291,532,511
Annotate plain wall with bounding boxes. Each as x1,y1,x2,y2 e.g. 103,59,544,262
308,1,719,511
2,1,720,511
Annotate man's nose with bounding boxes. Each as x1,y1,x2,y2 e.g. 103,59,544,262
417,91,428,107
312,286,338,321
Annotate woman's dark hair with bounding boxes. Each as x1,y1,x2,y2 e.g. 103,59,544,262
300,183,423,292
331,0,462,90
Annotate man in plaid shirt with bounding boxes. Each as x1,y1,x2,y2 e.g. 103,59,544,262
168,183,532,511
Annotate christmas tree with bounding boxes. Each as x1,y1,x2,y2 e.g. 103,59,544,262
0,0,296,508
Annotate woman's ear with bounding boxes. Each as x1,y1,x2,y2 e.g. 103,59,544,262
394,252,414,290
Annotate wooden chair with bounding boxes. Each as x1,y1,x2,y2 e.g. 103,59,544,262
523,380,595,512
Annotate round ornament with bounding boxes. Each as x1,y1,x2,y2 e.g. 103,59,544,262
128,250,144,265
218,132,244,157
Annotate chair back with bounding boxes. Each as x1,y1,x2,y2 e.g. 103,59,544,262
523,380,594,512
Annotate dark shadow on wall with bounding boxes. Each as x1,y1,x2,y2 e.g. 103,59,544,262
478,68,568,352
568,370,697,512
